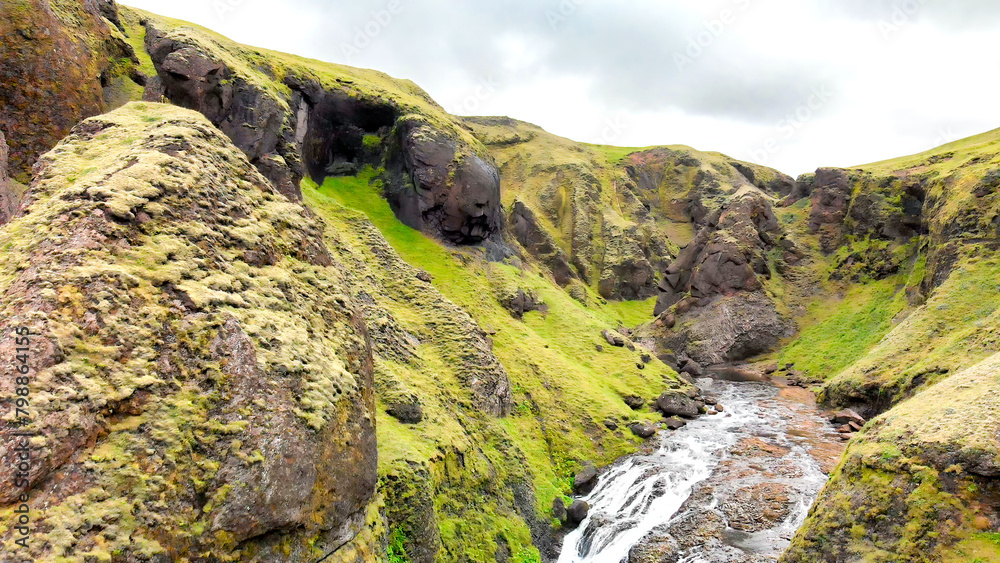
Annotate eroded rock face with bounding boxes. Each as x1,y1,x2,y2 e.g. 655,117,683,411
0,104,377,561
642,189,791,365
510,200,577,285
0,0,139,180
808,168,853,253
0,131,20,224
145,22,304,201
388,122,503,244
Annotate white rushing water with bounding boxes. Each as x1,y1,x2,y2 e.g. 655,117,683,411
558,379,832,563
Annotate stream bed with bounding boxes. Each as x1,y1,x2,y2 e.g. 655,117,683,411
558,377,845,563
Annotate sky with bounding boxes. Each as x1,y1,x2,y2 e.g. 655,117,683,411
123,0,1000,176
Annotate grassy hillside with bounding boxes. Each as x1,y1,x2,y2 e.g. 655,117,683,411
302,168,688,561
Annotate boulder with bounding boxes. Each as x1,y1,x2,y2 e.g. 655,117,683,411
603,329,627,347
573,464,599,495
663,416,687,430
630,422,658,439
603,418,619,431
656,390,701,418
624,395,646,410
386,396,424,424
831,409,866,426
552,497,567,522
567,500,590,526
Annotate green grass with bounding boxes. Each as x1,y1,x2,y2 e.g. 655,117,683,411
303,169,685,560
777,276,907,380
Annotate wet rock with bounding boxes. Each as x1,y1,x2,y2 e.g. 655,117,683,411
656,390,700,418
573,464,599,496
567,500,590,526
680,358,704,377
715,404,725,412
603,329,627,347
628,533,680,563
837,424,853,434
630,422,658,439
624,395,646,410
831,408,866,426
552,497,567,522
663,416,688,430
721,482,792,533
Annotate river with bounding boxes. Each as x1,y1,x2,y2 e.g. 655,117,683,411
557,377,845,563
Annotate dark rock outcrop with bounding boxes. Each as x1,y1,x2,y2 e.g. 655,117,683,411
655,390,700,418
566,500,590,526
0,0,140,181
510,200,577,285
388,122,503,244
0,131,21,224
144,22,304,201
573,464,599,496
642,188,791,365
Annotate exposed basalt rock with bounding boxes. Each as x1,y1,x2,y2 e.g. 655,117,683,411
808,168,853,253
0,0,140,181
0,104,377,560
386,395,424,424
510,200,577,285
387,121,503,244
641,187,791,364
0,131,21,224
655,390,700,418
573,464,599,496
382,467,442,563
566,500,590,527
653,188,783,316
144,22,304,201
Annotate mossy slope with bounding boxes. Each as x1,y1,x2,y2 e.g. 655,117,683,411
0,103,379,562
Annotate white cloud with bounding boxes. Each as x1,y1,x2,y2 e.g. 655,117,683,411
122,0,1000,176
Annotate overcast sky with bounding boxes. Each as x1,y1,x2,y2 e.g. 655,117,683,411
124,0,1000,176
